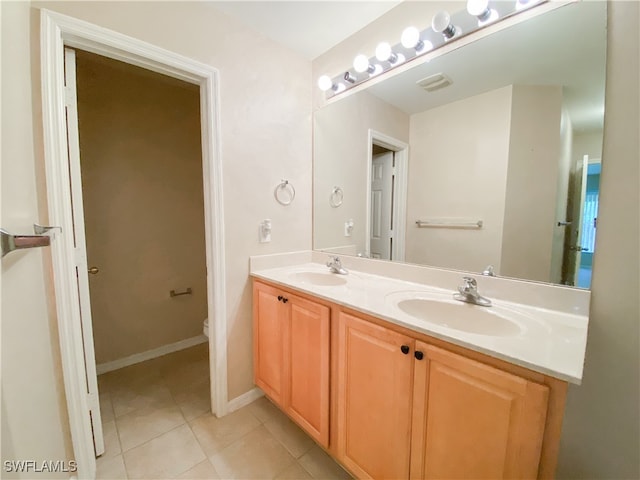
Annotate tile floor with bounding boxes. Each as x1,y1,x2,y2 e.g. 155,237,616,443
96,344,351,479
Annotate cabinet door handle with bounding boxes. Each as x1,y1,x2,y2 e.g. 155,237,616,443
277,295,283,301
282,297,289,303
414,351,424,360
400,345,410,355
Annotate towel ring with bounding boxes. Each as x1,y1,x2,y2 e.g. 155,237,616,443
329,186,343,208
274,179,295,206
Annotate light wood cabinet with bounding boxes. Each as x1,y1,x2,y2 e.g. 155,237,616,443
410,341,549,479
252,279,566,479
336,311,415,479
253,281,330,447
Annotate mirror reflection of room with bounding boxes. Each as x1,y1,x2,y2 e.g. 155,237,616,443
313,1,605,288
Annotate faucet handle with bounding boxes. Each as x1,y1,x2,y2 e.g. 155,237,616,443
462,276,477,288
326,255,340,267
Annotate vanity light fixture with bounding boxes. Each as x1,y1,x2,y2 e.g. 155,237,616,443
467,0,499,25
375,42,404,65
343,71,357,84
317,0,547,98
432,11,458,40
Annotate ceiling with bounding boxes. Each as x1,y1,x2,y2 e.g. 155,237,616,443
367,1,606,132
210,1,606,133
211,1,402,59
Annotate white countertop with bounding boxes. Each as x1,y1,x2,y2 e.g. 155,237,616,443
251,261,589,384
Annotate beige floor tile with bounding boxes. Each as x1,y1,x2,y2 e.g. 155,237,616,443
190,406,261,455
275,462,314,480
97,453,127,479
100,392,115,424
247,395,281,423
104,361,163,388
163,360,210,395
101,420,122,458
117,402,185,452
174,380,211,421
175,459,220,479
123,424,206,479
209,425,295,479
298,445,352,480
111,380,175,418
263,414,315,458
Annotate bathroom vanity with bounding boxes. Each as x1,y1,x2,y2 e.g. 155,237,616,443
251,254,589,479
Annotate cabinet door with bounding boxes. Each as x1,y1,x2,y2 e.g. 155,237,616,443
410,342,549,480
285,295,330,447
336,311,414,479
253,282,286,405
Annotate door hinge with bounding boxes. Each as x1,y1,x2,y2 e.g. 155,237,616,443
74,247,86,268
87,392,99,411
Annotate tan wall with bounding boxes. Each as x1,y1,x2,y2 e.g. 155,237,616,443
1,0,311,472
405,86,512,272
556,1,639,477
313,90,409,253
76,51,207,364
501,85,562,282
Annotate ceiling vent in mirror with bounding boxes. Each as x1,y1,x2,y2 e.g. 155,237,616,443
416,73,453,92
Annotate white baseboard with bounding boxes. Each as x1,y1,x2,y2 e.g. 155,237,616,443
96,335,208,374
227,387,264,413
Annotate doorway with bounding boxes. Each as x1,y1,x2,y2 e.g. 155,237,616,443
41,10,227,479
366,130,409,261
68,47,211,457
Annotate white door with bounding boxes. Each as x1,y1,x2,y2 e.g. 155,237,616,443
571,154,590,284
370,152,394,260
64,47,105,457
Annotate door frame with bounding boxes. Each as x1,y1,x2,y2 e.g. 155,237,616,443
365,130,409,261
40,9,227,479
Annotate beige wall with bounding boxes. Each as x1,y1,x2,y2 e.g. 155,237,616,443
556,1,639,477
1,1,74,475
313,90,409,254
76,51,207,364
501,85,563,282
32,0,312,401
405,86,512,272
2,0,311,473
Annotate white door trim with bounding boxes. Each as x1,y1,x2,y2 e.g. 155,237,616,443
366,130,409,262
40,9,228,479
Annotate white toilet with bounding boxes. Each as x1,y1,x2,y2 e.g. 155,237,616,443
203,318,209,338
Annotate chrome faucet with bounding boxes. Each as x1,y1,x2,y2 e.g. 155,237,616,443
454,276,492,307
326,256,348,275
482,265,496,277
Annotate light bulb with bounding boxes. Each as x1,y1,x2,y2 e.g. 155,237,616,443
353,54,371,73
375,42,391,61
401,26,421,49
317,75,333,92
466,0,489,16
432,11,457,39
375,42,399,64
467,0,498,24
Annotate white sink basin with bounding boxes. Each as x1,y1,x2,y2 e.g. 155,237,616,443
289,271,348,286
387,291,526,337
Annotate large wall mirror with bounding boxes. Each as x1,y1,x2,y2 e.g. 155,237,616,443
313,1,606,289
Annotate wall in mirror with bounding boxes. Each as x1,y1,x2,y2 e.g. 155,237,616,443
313,1,606,288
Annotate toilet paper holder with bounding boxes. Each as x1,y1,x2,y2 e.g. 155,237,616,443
170,287,193,297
